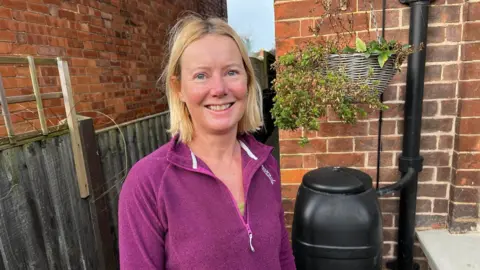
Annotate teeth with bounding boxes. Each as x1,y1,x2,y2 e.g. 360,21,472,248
207,103,232,111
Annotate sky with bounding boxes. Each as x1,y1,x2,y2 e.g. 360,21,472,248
226,0,275,53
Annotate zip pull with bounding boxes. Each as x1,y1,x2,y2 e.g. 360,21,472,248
247,224,255,252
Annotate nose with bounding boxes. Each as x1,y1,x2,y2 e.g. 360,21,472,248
209,73,227,97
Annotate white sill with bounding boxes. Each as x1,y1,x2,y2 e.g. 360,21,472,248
416,229,480,270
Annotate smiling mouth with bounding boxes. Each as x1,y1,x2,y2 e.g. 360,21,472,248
205,102,234,111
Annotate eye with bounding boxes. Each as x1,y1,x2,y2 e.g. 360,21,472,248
195,73,206,80
227,70,238,76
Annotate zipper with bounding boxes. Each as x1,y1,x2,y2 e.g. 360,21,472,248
175,164,256,252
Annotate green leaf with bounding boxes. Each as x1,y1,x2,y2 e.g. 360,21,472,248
364,52,371,59
356,37,367,52
378,51,389,68
342,46,356,53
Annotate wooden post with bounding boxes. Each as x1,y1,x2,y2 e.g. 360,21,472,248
28,56,48,135
0,74,15,144
78,117,118,270
57,57,90,198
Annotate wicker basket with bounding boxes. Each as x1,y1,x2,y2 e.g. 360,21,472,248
326,53,397,94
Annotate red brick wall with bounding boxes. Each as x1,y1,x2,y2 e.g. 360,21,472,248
275,0,479,268
0,0,226,137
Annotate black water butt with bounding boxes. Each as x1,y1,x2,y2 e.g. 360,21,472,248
291,166,383,270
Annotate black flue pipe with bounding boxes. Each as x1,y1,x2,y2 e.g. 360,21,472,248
376,0,432,269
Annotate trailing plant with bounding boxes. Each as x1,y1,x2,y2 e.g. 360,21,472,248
271,0,420,145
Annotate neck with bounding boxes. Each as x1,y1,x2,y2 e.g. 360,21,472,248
188,130,240,163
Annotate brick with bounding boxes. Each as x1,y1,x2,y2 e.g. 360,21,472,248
2,0,27,10
280,139,326,154
438,135,453,150
462,43,480,61
424,65,442,82
449,202,478,219
422,152,450,167
355,137,377,151
282,199,295,213
327,138,353,152
37,46,65,56
275,21,300,39
275,38,294,56
465,1,480,22
450,186,478,203
383,85,397,102
457,153,480,169
448,221,478,233
464,22,480,41
426,45,458,62
303,155,316,168
58,9,76,21
442,64,458,81
420,135,437,150
0,43,13,53
383,214,394,228
423,101,438,117
415,214,447,229
24,11,47,24
433,199,449,214
440,100,456,116
385,28,409,45
383,228,398,242
0,30,15,42
418,183,448,198
380,199,399,213
460,62,480,80
367,152,393,167
281,184,300,199
416,199,432,213
300,19,314,37
281,169,310,184
446,25,461,42
459,81,480,99
460,100,480,117
371,10,400,29
437,167,452,182
358,0,403,10
316,153,365,167
426,26,446,44
457,135,480,151
274,0,325,20
27,3,49,14
383,103,403,118
279,129,302,139
369,120,396,135
281,155,303,169
0,66,16,77
0,7,12,19
420,118,453,133
454,170,480,186
409,5,461,24
318,122,368,137
459,118,480,134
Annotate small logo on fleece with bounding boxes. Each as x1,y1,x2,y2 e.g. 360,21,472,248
262,165,275,185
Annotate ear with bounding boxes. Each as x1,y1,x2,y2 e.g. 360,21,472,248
170,76,184,101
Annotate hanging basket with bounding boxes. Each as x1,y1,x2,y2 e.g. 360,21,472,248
326,53,397,94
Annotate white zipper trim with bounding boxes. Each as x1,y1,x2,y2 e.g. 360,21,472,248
239,140,258,160
190,150,198,169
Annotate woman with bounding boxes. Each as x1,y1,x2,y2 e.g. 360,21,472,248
118,15,296,270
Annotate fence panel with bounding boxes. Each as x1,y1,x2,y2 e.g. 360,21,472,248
0,134,98,270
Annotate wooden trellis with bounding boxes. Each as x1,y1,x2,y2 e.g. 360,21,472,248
0,56,89,198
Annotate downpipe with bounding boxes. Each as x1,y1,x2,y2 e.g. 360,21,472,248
376,0,433,269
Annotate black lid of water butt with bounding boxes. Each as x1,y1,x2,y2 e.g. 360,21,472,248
303,167,372,195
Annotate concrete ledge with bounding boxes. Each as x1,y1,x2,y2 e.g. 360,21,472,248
416,229,480,270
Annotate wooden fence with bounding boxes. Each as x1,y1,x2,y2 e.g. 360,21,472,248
0,111,171,270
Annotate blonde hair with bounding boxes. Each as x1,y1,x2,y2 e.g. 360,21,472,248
161,14,263,143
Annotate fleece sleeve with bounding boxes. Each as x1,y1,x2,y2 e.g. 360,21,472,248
118,164,166,270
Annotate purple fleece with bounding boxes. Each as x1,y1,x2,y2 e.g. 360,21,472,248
118,133,296,269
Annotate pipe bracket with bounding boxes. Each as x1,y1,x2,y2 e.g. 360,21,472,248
398,156,423,173
400,0,434,5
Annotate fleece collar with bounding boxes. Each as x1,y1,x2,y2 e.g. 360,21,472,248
166,133,273,171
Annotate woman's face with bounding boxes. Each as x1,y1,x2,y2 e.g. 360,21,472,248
177,34,248,137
